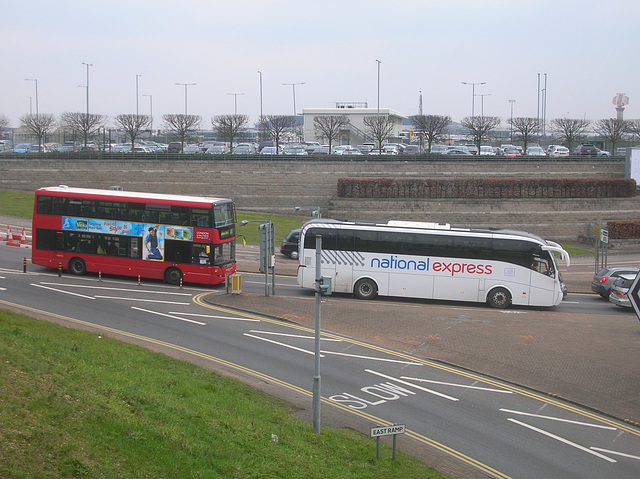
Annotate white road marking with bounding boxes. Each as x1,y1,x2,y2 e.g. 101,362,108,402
31,283,95,300
500,409,617,429
323,350,422,365
173,312,260,322
507,418,616,463
249,330,342,341
95,296,189,305
404,377,512,394
244,333,322,356
131,307,206,325
590,447,640,461
365,369,459,401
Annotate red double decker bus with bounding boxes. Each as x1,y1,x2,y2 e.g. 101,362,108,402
32,186,236,285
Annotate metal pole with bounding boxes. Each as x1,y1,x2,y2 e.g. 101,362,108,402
82,62,92,115
270,221,275,295
376,59,381,116
258,71,263,120
313,234,322,433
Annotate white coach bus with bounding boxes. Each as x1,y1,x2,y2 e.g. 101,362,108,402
296,220,570,309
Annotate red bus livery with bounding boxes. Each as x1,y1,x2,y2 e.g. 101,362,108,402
32,186,236,285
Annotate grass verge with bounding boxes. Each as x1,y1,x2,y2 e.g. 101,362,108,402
0,309,451,478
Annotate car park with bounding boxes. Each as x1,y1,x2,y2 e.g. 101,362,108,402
280,228,300,259
591,266,640,299
608,273,638,308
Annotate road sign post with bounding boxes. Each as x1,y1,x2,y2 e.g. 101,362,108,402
370,424,406,460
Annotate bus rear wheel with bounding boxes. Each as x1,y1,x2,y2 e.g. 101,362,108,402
164,267,183,285
487,287,511,309
68,258,86,275
354,278,378,300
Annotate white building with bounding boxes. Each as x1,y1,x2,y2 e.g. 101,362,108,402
302,103,406,146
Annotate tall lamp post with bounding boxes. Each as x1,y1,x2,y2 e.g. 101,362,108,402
135,74,142,116
82,62,92,115
475,93,492,117
227,93,244,115
282,82,305,117
461,81,485,118
175,82,196,115
258,70,263,120
509,99,516,143
25,78,38,115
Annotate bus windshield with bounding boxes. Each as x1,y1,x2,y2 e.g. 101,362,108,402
214,201,235,228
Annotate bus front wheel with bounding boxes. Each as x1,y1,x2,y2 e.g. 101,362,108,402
164,267,183,285
487,287,511,309
354,278,378,300
68,258,86,275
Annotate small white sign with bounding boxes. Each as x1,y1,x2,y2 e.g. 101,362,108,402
600,228,609,244
370,424,406,437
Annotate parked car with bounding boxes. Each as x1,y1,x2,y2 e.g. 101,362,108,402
502,147,522,157
526,146,546,156
591,266,640,299
402,145,422,154
260,146,278,155
429,144,448,154
381,145,400,155
341,147,363,155
183,144,203,154
465,144,479,155
597,149,611,158
167,142,182,153
232,145,253,155
608,273,638,309
442,147,472,156
12,143,31,154
205,145,229,154
309,145,329,155
283,145,308,155
479,145,496,156
280,228,300,259
549,146,570,157
356,144,373,154
575,144,599,156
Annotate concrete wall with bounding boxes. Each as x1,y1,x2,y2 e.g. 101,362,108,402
1,157,634,242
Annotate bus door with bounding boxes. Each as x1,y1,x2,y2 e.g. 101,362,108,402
528,253,559,305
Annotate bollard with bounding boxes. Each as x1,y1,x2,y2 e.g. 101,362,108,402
98,271,102,281
137,274,141,285
58,262,62,277
179,277,183,289
23,257,27,273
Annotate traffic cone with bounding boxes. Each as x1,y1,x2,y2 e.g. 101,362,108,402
6,226,18,246
20,227,27,245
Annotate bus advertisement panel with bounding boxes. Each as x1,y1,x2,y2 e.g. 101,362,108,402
32,186,236,286
297,220,570,309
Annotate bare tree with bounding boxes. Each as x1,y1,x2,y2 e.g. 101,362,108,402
259,115,296,152
162,114,202,151
508,117,541,152
212,114,249,153
460,116,501,152
313,115,350,153
594,118,627,154
411,114,452,152
114,114,151,151
550,118,590,152
20,113,56,151
60,112,107,148
626,119,640,145
0,114,10,131
363,115,395,151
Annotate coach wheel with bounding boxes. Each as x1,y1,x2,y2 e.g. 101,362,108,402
164,267,183,285
487,287,511,309
354,278,378,300
68,258,86,276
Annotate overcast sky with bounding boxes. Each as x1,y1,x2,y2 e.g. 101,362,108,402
3,0,637,128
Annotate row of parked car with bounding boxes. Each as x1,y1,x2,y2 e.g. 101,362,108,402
591,266,640,310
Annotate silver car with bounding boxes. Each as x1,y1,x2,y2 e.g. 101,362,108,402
608,273,638,308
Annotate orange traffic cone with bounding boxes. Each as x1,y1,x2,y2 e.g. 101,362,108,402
7,226,18,246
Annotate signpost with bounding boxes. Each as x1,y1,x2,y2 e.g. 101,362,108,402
370,424,406,460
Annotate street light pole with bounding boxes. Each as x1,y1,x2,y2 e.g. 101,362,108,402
82,62,92,115
175,82,197,115
258,70,263,120
282,82,305,117
376,59,382,116
227,93,244,115
461,81,485,119
475,93,492,118
25,78,39,115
